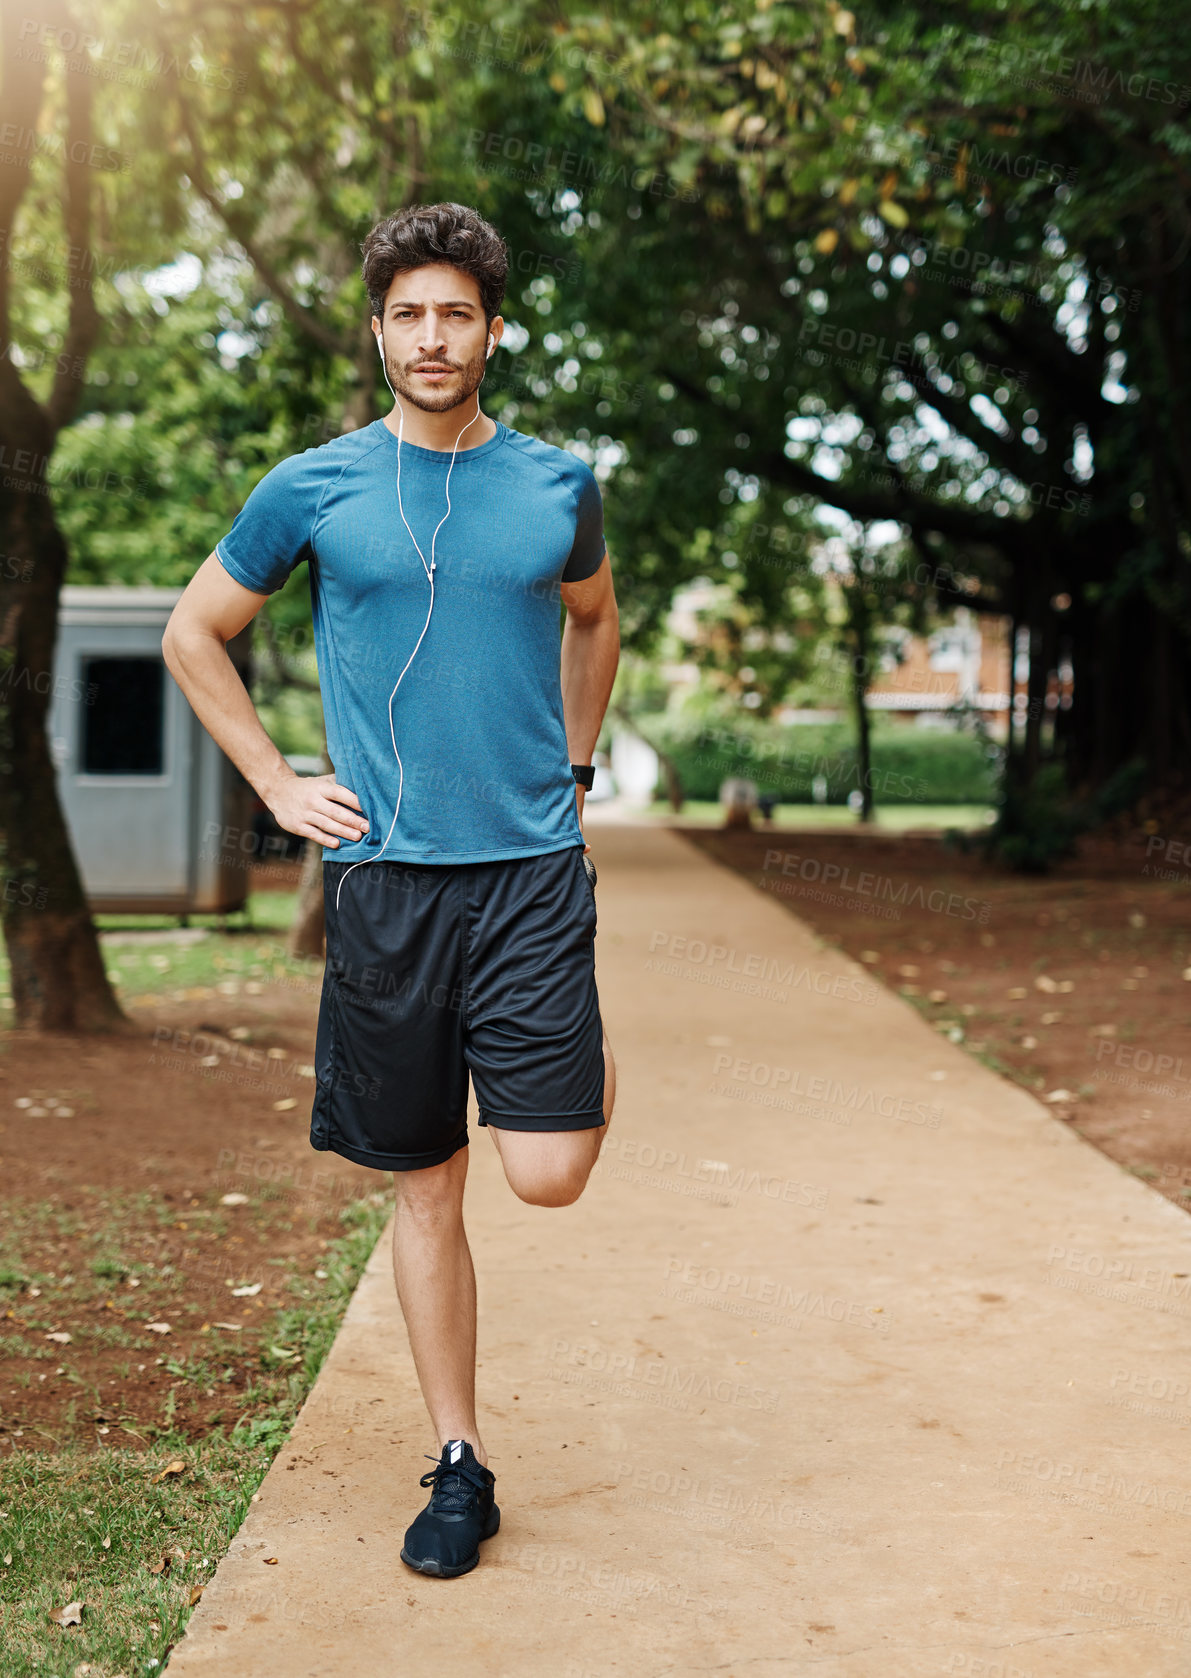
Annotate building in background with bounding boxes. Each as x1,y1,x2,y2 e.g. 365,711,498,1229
864,609,1012,734
49,588,254,916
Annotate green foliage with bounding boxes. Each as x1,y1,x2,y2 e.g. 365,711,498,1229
643,718,998,805
539,0,1191,792
11,0,1190,851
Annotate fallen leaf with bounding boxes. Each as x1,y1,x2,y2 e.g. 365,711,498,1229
1034,975,1058,993
220,1193,249,1206
1006,987,1027,999
149,1459,187,1484
263,1556,279,1565
231,1283,262,1297
48,1599,84,1626
211,1321,243,1332
189,1584,204,1606
46,1331,71,1344
101,1536,111,1550
1045,1089,1076,1103
145,1322,171,1334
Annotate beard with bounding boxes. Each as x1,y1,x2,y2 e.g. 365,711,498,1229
383,344,487,413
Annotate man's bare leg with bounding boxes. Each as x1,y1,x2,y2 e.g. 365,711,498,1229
488,1025,616,1206
391,1145,488,1466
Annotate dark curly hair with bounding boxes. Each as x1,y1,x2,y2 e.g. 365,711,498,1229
361,202,509,326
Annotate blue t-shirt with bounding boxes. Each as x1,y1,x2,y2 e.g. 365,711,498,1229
215,417,607,865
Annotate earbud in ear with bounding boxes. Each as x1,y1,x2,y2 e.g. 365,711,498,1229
375,334,385,360
486,334,494,358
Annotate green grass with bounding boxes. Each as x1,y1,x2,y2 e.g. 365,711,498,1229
94,891,301,938
0,893,318,1020
626,800,996,832
0,1190,391,1677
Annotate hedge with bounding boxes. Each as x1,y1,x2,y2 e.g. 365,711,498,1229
642,719,998,805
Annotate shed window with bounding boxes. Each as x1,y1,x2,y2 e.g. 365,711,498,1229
81,657,165,775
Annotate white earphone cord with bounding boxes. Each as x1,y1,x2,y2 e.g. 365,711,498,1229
333,330,493,913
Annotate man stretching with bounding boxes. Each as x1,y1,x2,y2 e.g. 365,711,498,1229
163,201,619,1577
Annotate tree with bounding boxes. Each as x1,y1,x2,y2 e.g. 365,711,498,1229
0,1,148,1029
544,0,1191,820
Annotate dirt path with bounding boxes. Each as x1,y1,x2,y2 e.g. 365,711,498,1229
684,819,1191,1213
162,821,1191,1678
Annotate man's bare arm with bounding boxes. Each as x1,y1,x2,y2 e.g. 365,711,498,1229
161,553,369,849
559,551,620,839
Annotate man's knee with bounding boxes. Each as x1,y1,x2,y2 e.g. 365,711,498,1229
510,1162,592,1208
393,1151,467,1222
505,1137,600,1207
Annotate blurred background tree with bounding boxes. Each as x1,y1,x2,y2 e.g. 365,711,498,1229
3,0,1188,1025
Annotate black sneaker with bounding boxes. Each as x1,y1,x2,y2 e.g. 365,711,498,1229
400,1439,499,1578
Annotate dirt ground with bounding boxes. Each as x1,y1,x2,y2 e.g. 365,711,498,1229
4,821,1190,1458
684,817,1191,1213
0,879,380,1459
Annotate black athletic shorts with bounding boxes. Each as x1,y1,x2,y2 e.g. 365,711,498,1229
309,842,605,1172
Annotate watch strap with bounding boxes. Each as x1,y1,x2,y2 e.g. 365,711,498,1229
571,763,595,790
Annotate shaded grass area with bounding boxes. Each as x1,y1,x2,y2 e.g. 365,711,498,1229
0,892,315,1023
97,891,308,1010
0,1188,389,1677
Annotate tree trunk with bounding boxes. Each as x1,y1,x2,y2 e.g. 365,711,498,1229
657,747,685,812
0,449,127,1031
845,588,873,823
287,743,332,961
1022,619,1048,783
0,30,122,1030
852,662,873,823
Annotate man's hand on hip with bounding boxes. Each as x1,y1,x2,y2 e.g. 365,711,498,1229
265,771,370,849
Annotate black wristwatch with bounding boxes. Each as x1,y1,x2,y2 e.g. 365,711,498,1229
571,763,595,790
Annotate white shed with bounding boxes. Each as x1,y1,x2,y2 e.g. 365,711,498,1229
48,586,254,915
